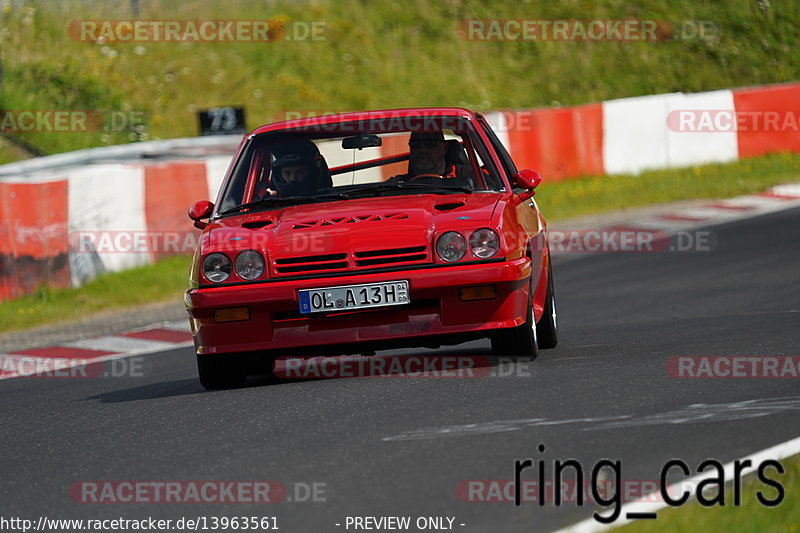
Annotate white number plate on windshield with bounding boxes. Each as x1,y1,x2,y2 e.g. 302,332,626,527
299,280,410,314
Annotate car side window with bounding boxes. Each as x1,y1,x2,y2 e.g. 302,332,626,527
217,145,254,214
477,115,518,182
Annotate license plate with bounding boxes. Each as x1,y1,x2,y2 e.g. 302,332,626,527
299,280,410,314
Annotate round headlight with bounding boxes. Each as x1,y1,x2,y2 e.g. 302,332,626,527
436,231,467,262
235,250,265,281
202,253,232,283
470,229,500,258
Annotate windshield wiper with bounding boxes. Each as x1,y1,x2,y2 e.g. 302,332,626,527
217,192,351,216
347,182,473,197
217,184,470,217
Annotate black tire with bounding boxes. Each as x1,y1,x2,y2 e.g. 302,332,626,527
197,354,247,390
536,257,558,349
491,302,538,362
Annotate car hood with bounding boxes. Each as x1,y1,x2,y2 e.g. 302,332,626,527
204,193,501,262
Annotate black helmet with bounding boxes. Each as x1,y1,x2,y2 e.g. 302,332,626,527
270,140,331,197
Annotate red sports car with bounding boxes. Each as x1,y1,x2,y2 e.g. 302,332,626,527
186,108,557,389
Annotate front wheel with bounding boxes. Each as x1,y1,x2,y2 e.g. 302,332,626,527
490,303,538,362
197,354,247,390
536,257,558,349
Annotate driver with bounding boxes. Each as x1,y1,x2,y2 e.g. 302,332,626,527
407,130,450,177
389,131,449,181
389,130,473,187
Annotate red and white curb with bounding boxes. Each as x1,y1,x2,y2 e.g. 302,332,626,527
632,183,800,230
0,320,192,380
550,183,800,259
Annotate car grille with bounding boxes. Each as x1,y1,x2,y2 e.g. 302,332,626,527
354,246,428,267
273,253,348,274
271,245,430,276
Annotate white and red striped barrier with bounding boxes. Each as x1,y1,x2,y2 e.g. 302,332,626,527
0,155,235,300
486,81,799,180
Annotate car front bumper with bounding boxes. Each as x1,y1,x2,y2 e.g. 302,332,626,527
186,257,532,355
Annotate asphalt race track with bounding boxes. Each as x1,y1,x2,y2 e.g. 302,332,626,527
1,207,799,533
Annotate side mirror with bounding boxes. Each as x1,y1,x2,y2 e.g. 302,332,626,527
188,200,214,229
512,169,542,201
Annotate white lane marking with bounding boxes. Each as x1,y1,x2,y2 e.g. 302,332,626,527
549,434,800,533
585,397,800,430
61,335,178,353
382,397,800,441
382,416,633,442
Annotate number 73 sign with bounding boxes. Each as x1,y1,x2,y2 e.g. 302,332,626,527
198,106,247,136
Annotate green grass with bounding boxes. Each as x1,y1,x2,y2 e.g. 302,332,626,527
0,136,36,164
0,254,191,333
0,152,797,334
618,454,800,533
0,61,139,155
1,0,799,160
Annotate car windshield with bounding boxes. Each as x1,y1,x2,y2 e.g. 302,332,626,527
215,116,505,216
